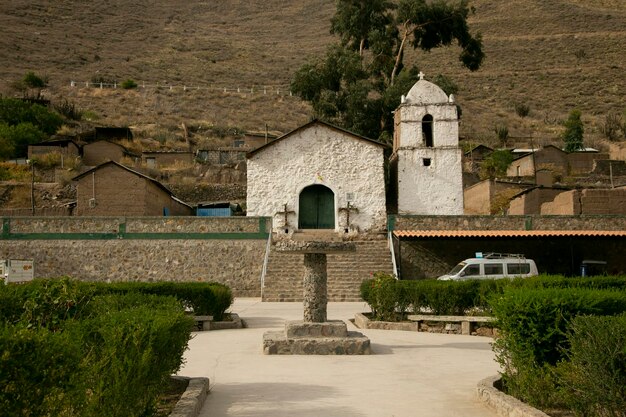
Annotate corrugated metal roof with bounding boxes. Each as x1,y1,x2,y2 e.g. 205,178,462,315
393,230,626,238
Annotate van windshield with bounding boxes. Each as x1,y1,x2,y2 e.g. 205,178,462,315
448,262,467,275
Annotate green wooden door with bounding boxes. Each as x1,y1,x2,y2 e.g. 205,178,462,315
298,185,335,229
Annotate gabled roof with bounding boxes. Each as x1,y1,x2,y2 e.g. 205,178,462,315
246,119,389,158
82,140,140,158
71,161,191,207
30,139,79,148
464,144,493,156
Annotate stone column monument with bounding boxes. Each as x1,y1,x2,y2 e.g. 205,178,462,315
262,240,371,355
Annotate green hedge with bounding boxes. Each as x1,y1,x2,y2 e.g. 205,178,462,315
0,324,84,416
360,274,626,318
99,281,234,320
490,287,626,409
0,285,194,417
0,278,234,323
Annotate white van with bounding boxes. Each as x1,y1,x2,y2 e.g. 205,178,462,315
437,253,538,281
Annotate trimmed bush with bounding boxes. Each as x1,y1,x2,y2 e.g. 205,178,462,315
0,286,194,417
77,294,193,417
557,314,626,417
0,324,85,417
490,287,626,408
101,281,233,320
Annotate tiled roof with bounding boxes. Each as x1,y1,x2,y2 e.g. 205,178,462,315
393,230,626,238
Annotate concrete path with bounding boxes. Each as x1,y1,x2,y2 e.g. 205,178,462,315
179,298,500,417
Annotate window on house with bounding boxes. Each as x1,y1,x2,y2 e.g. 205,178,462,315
423,158,431,167
233,140,245,148
422,114,434,147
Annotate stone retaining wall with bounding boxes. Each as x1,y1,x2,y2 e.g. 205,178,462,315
0,216,270,297
2,239,266,296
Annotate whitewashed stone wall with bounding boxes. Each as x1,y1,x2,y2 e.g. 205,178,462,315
247,123,387,233
397,147,463,214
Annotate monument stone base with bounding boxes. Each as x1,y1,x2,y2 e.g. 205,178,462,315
263,320,371,355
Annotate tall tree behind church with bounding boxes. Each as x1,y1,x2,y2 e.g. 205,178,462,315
291,0,485,142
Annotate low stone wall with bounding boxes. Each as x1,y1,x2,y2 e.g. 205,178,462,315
2,239,266,296
477,375,550,417
0,216,270,297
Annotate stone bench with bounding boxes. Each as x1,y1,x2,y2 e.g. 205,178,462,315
407,314,494,335
193,315,213,331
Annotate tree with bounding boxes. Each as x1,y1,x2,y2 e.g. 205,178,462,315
479,149,514,180
562,109,584,152
0,122,46,159
291,0,484,141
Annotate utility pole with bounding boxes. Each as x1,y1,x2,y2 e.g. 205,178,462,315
30,161,35,216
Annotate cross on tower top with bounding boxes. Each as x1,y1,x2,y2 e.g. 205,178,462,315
418,71,425,80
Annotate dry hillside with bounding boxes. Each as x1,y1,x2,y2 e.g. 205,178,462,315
1,0,625,150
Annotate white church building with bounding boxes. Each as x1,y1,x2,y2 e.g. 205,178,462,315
246,75,463,234
246,120,388,234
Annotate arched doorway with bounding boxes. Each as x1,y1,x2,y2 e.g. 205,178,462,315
298,185,335,229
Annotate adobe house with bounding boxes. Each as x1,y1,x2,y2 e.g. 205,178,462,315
28,139,80,160
94,127,133,142
246,120,388,234
506,145,568,177
507,186,571,215
72,161,192,216
464,179,532,215
567,149,609,175
196,148,247,166
463,144,493,173
233,132,278,149
141,151,194,169
81,141,138,166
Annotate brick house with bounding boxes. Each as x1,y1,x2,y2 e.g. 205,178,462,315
141,151,194,168
507,145,569,177
463,144,493,173
463,179,532,214
72,161,192,216
28,139,81,160
82,141,138,166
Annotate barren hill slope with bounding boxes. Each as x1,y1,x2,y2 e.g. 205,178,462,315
0,0,625,149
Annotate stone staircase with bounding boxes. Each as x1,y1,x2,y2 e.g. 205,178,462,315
262,233,395,302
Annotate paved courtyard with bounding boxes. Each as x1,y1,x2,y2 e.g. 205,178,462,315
179,298,500,417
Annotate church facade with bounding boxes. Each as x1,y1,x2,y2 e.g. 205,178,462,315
246,120,388,234
246,75,463,234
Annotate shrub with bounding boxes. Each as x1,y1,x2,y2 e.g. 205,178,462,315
366,272,399,321
490,287,626,407
54,99,82,121
0,284,195,417
479,149,513,179
0,122,46,158
514,103,530,118
557,314,626,417
494,123,509,144
432,74,459,96
0,324,85,417
600,112,623,141
121,79,138,89
77,294,193,417
100,281,234,320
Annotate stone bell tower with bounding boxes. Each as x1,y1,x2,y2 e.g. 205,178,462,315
390,72,463,215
